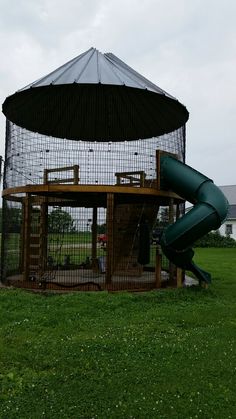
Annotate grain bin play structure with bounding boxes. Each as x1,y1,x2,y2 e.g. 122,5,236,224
1,48,228,291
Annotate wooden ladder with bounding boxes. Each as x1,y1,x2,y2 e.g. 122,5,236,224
23,197,47,280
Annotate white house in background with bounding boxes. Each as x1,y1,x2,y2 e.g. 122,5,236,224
218,185,236,240
185,185,236,240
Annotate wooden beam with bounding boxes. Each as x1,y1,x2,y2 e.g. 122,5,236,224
115,170,146,177
3,195,23,203
2,184,184,201
43,169,48,185
46,177,76,184
106,193,114,284
40,198,48,273
156,150,179,191
73,165,79,185
44,165,80,185
115,171,146,187
19,201,25,273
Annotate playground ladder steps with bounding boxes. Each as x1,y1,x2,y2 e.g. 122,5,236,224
27,205,47,275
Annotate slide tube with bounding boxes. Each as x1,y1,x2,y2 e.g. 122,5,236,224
160,156,229,283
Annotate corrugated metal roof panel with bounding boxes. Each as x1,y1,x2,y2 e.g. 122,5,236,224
105,52,172,97
20,48,173,95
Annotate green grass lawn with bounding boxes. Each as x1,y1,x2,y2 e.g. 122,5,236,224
0,248,236,418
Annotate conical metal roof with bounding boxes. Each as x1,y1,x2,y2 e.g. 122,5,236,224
20,48,173,96
2,47,189,141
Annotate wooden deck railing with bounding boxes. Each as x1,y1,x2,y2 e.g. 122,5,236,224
115,171,146,187
43,165,79,185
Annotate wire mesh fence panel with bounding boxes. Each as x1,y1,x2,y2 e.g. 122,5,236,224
2,120,186,291
1,199,23,279
4,121,185,190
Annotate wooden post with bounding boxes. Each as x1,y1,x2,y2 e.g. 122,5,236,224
92,207,98,271
140,171,145,187
40,198,48,274
156,150,161,190
19,201,25,273
176,268,183,288
43,169,48,184
106,193,114,284
176,202,180,220
155,245,162,288
176,203,183,288
169,198,174,223
156,150,179,191
73,165,79,184
23,194,31,281
168,198,176,286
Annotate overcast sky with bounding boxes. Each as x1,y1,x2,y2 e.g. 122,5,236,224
0,0,235,186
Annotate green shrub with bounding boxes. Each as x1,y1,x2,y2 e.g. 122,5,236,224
194,231,236,248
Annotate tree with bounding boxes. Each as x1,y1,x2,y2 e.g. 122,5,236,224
194,231,236,248
1,207,22,233
11,208,22,233
48,209,76,234
97,223,106,234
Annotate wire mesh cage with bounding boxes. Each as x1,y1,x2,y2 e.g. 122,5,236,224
1,120,186,291
4,121,185,189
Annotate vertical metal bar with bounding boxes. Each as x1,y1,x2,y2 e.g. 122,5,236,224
106,193,114,285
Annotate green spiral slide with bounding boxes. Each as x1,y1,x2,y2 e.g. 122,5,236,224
160,155,229,284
